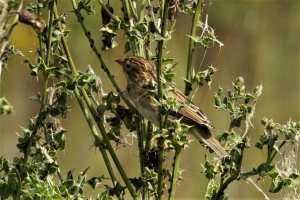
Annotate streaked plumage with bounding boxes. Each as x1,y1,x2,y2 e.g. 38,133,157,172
116,56,269,198
116,56,227,157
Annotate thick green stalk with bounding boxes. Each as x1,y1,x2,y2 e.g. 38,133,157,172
157,0,171,126
54,2,136,198
75,88,118,188
184,0,202,96
215,147,244,199
139,0,147,21
145,121,153,152
41,0,54,106
73,0,136,109
54,0,118,188
14,1,51,199
136,116,147,199
71,0,119,89
77,82,132,198
122,0,131,20
23,0,54,173
157,138,165,200
168,147,182,200
97,117,137,199
156,1,171,199
136,116,145,174
128,0,138,21
79,87,137,199
122,0,142,55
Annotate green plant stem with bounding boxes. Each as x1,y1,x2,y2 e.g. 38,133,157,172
75,88,118,188
69,3,140,195
25,0,54,172
127,0,138,21
54,0,120,187
76,86,125,199
14,2,52,199
121,0,141,55
269,141,286,164
184,0,202,96
139,0,147,21
54,3,136,198
42,0,54,106
168,147,182,200
215,147,244,199
121,0,139,22
122,0,131,20
157,138,165,200
98,0,141,56
41,0,55,145
145,121,153,152
160,0,165,14
36,0,43,57
157,0,171,126
136,117,146,200
156,1,171,199
72,0,135,109
136,116,145,173
71,5,140,188
97,0,119,22
71,0,119,88
97,116,137,199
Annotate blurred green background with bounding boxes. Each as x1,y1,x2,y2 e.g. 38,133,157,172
1,0,299,199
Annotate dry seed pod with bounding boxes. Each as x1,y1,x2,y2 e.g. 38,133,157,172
18,10,45,31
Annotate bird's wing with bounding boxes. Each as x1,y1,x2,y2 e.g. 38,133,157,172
167,88,229,157
169,88,214,131
167,86,270,199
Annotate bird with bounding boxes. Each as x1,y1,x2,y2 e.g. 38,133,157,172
115,56,270,199
115,56,227,157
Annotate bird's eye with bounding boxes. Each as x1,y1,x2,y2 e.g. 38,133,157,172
125,64,131,70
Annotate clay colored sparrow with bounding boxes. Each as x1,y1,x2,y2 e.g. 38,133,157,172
116,56,269,199
116,56,227,157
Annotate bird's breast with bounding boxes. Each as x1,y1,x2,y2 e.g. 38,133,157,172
128,87,159,125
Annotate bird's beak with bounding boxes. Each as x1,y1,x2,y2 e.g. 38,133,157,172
115,59,124,65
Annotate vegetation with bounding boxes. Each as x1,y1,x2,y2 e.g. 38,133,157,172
0,0,299,199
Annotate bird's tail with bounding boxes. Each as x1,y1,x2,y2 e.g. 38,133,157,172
191,126,228,157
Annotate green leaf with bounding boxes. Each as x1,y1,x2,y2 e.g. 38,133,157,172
230,149,242,167
54,129,66,150
183,79,192,95
88,176,106,189
288,173,299,179
78,0,95,15
203,160,216,179
230,116,243,128
0,98,13,115
269,176,284,193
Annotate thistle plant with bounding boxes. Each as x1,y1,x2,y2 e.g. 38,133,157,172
0,1,299,200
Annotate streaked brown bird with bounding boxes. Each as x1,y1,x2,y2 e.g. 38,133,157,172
116,56,227,157
116,56,269,199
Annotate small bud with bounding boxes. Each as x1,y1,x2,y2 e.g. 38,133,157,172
235,76,244,86
97,105,106,115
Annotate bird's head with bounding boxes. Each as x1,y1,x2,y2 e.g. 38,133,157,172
115,56,156,84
